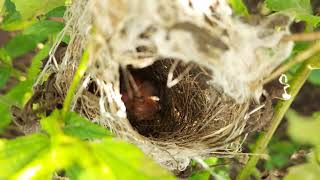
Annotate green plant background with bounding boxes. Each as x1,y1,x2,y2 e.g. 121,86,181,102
0,0,320,179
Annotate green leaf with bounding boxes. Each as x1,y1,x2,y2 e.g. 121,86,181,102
1,107,172,179
46,6,66,18
4,44,50,115
4,80,33,105
0,0,4,13
40,110,63,135
0,0,36,31
1,1,65,31
0,47,12,66
285,163,320,180
23,20,64,37
66,164,83,180
3,34,38,58
265,140,298,169
308,70,320,85
228,0,249,16
266,0,312,14
4,43,50,105
26,43,50,81
285,153,320,180
309,57,320,69
265,0,320,27
64,112,111,140
190,171,211,180
286,109,320,146
1,18,36,31
92,138,175,179
298,14,320,27
0,104,11,132
0,133,50,179
11,0,65,20
0,44,50,132
0,66,10,89
3,21,61,58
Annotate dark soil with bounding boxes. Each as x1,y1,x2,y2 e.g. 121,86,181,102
292,82,320,115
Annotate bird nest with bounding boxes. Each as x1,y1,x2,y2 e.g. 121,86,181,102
14,0,294,171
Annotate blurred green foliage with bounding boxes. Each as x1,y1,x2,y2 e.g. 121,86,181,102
228,0,249,16
189,158,231,180
10,0,65,20
265,139,299,169
1,0,320,179
265,0,320,26
0,0,65,131
0,110,174,179
284,110,320,180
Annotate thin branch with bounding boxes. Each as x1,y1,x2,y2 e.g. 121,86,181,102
236,55,319,180
282,32,320,42
263,42,320,84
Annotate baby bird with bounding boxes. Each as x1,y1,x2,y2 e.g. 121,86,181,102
121,69,161,122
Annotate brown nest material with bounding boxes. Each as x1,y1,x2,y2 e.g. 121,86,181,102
12,0,293,171
13,54,273,170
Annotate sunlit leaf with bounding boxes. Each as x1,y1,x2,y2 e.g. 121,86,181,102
309,57,320,69
11,0,65,20
285,152,320,180
265,0,320,27
190,158,230,180
190,171,211,180
285,163,320,180
92,138,175,179
0,66,10,89
0,47,12,66
1,1,66,31
0,133,50,179
0,0,36,31
266,0,312,14
0,104,11,132
0,48,12,88
66,164,83,180
64,112,111,140
286,109,320,146
228,0,249,16
0,0,4,13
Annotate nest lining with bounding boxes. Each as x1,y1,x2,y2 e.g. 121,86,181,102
15,55,272,171
13,0,293,171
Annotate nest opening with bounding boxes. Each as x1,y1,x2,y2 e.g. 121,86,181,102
10,43,274,170
119,59,213,139
115,59,272,150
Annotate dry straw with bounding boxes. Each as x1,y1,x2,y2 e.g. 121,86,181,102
31,0,294,171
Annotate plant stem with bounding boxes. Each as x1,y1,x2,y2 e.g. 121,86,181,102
282,32,320,42
236,54,319,180
62,49,90,120
264,42,320,84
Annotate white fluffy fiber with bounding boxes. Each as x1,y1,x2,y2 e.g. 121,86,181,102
90,0,293,103
39,0,293,170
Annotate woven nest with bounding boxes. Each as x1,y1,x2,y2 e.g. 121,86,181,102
13,0,294,171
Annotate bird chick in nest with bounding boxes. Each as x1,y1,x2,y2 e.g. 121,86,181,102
120,68,161,122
